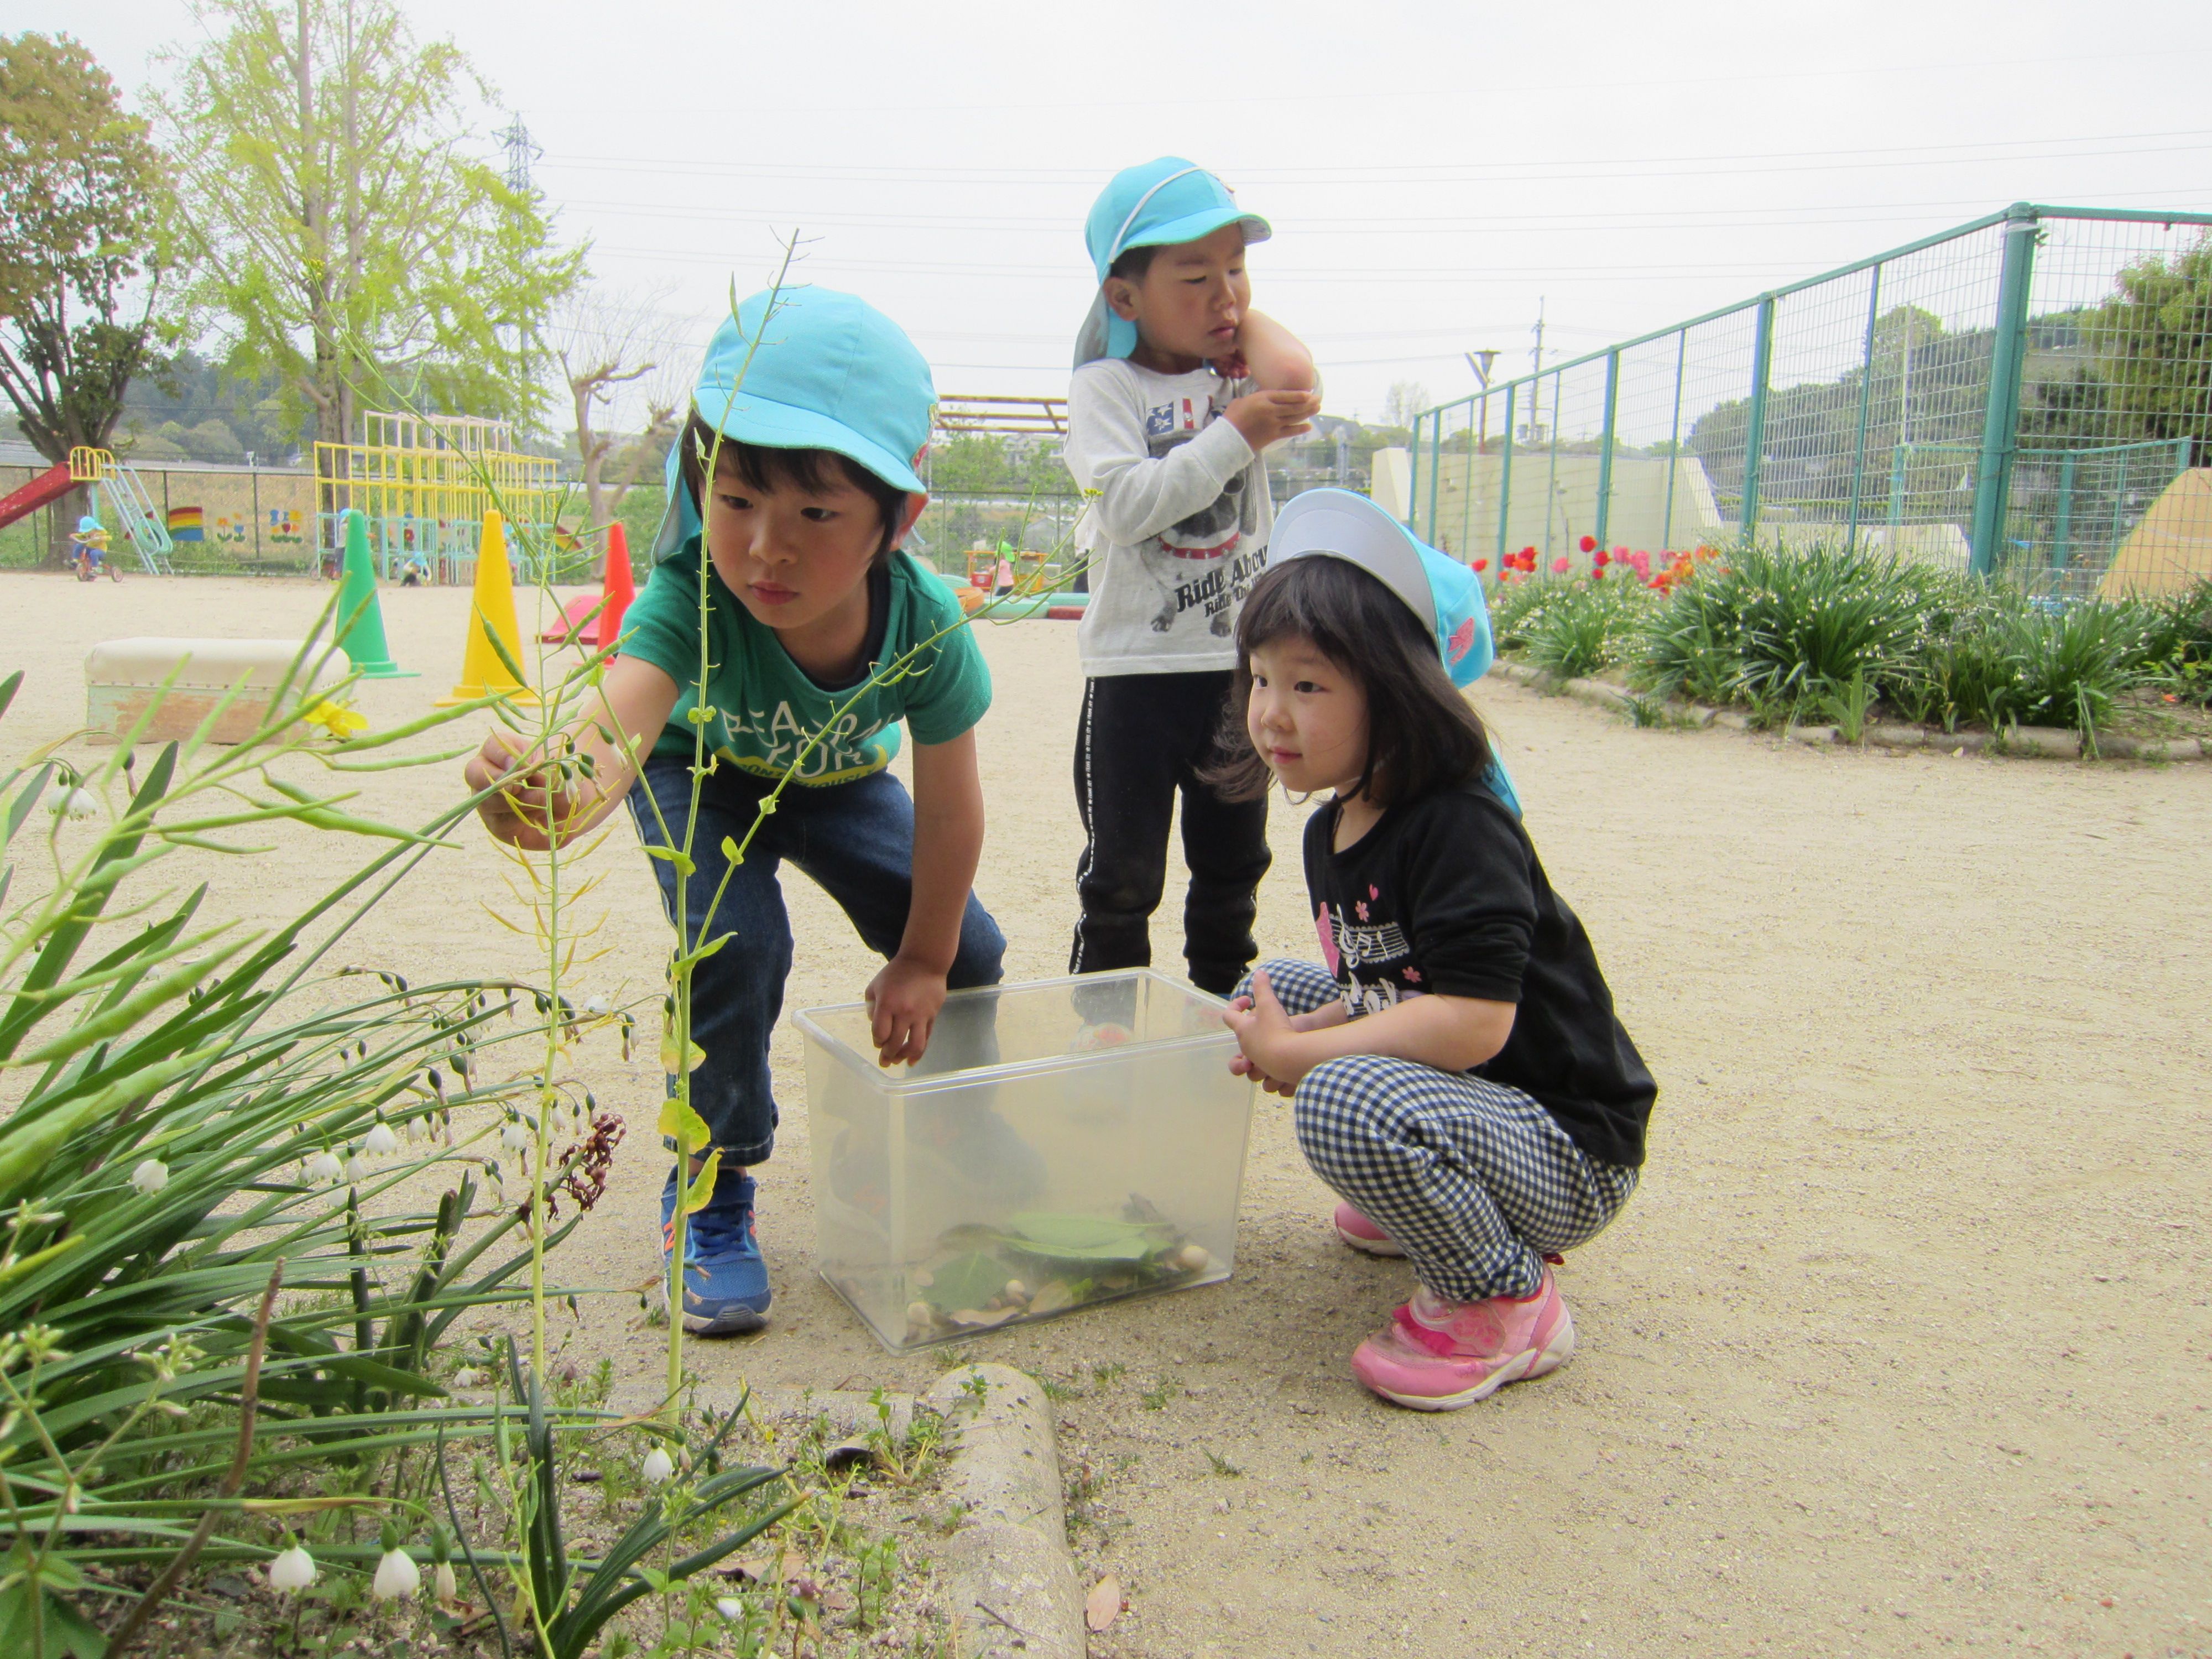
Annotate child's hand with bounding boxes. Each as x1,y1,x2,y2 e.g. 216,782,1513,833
1221,969,1314,1092
465,728,590,851
865,955,948,1068
1225,389,1321,452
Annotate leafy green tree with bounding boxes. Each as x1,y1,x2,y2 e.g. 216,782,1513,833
2084,234,2212,466
153,0,584,453
0,32,170,564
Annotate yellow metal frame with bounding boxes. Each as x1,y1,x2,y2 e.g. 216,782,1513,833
69,446,113,482
314,411,561,540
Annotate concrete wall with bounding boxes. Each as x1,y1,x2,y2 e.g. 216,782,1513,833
1408,453,1725,560
0,460,317,569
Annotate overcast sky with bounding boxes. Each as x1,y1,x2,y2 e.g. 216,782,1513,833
44,0,2212,431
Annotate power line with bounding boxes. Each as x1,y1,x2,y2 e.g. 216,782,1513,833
540,124,2212,187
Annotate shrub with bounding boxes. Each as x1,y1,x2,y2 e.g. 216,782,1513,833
1516,574,1655,680
2000,597,2145,739
0,653,624,1643
2136,575,2212,705
1729,542,1948,703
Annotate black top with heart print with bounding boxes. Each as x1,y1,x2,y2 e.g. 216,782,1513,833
1301,780,1656,1168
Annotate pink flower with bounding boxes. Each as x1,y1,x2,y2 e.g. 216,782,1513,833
1404,967,1423,983
1355,900,1370,921
1552,556,1570,573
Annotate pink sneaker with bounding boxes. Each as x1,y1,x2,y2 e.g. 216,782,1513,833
1333,1201,1406,1257
1349,1268,1576,1411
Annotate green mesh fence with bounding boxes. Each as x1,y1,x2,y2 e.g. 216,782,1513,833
1408,204,2212,598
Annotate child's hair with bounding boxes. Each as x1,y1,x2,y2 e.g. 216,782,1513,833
1107,244,1161,284
676,410,911,560
1208,556,1494,807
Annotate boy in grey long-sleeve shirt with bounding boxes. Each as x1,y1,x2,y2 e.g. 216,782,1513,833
1062,156,1319,995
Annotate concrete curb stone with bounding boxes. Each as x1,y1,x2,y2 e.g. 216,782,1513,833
2095,733,2203,761
2005,724,2081,759
1563,677,1632,711
926,1363,1085,1659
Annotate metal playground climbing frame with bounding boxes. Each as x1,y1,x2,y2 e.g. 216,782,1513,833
314,411,567,580
1405,204,2212,597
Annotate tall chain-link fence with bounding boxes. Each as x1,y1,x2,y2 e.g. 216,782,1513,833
1407,205,2212,598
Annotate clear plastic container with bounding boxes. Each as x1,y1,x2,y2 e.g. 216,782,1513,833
797,971,1254,1352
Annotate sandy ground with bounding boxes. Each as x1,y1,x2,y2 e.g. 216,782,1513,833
6,570,2210,1659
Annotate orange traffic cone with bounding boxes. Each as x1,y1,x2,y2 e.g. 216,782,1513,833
540,521,638,649
436,509,539,707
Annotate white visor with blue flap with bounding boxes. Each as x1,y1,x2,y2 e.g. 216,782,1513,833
1269,488,1520,814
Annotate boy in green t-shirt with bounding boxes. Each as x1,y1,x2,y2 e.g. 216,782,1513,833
466,288,1003,1335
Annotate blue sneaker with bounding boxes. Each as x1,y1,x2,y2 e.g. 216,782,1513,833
659,1165,771,1335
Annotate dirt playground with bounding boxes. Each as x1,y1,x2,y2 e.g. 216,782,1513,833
5,571,2208,1658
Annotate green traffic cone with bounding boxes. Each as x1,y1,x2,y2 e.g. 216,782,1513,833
335,509,418,679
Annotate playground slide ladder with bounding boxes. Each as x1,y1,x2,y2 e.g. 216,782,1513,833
102,457,175,575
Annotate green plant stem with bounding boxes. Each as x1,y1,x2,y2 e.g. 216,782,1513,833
100,1260,282,1659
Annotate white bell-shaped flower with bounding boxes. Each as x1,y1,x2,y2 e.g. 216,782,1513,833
372,1545,421,1600
500,1117,530,1152
364,1121,399,1156
433,1561,458,1603
268,1541,317,1593
640,1445,675,1484
305,1150,343,1183
130,1159,169,1195
49,787,98,820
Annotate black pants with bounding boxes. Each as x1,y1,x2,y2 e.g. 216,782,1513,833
1069,671,1270,996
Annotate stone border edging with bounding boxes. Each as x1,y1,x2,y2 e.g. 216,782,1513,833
925,1362,1086,1659
1486,660,2205,762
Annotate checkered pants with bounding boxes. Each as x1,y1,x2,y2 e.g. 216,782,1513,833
1244,959,1640,1302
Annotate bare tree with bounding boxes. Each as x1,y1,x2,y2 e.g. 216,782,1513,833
1382,380,1433,430
551,284,684,550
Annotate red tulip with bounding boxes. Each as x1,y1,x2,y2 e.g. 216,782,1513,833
1593,549,1610,567
1579,535,1597,554
1473,557,1489,571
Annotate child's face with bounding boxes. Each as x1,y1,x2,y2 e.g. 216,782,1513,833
702,458,917,635
1246,635,1369,797
1104,223,1251,372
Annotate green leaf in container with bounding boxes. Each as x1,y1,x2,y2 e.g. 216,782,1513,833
923,1251,1008,1313
997,1212,1173,1263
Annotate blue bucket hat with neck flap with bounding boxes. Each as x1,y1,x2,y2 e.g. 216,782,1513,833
653,286,935,561
1075,157,1271,368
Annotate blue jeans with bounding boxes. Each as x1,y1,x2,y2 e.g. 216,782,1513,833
628,756,1006,1165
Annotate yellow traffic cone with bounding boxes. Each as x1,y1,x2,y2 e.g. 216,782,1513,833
436,509,539,707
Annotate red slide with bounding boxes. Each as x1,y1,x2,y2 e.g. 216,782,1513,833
0,463,76,533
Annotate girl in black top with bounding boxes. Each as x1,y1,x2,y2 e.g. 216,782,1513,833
1214,489,1655,1411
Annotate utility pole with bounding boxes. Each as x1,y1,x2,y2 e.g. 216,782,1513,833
1465,348,1499,451
1526,300,1547,445
495,114,542,198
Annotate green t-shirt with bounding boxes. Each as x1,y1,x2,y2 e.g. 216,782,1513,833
620,541,992,785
